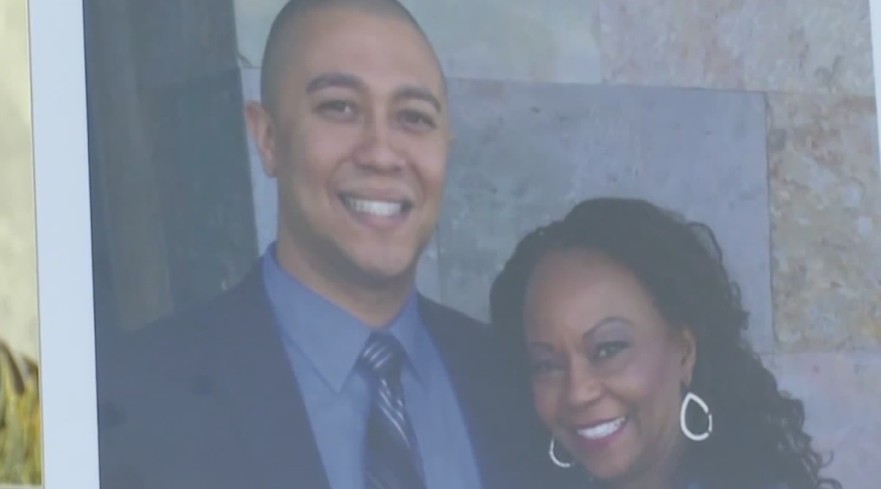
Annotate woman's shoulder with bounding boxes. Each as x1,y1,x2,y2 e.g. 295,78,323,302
688,481,790,489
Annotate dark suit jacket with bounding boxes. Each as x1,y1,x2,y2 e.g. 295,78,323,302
96,263,561,489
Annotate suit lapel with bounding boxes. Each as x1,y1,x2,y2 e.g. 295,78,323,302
203,265,330,489
419,296,511,489
195,271,543,489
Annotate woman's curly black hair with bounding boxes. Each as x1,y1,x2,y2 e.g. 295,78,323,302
489,197,841,489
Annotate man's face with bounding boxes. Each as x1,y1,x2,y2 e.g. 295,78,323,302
249,7,449,288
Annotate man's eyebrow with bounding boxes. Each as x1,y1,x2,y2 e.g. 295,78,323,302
306,72,364,93
306,72,443,113
394,86,443,113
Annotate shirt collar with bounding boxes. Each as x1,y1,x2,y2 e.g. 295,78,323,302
261,243,428,392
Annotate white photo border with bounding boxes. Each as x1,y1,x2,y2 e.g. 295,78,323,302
29,0,98,488
874,0,881,177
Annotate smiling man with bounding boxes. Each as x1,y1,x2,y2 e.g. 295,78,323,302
97,1,553,489
246,0,448,328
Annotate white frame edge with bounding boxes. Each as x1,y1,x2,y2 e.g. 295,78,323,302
29,0,99,488
874,0,881,179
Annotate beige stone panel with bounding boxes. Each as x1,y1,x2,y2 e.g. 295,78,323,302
763,351,881,489
600,0,874,95
233,0,603,83
767,92,881,350
0,0,39,362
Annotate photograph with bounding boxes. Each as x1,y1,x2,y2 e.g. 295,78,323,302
78,1,881,489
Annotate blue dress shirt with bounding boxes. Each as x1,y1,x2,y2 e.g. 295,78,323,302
261,244,484,489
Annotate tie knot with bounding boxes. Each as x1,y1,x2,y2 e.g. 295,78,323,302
359,333,406,380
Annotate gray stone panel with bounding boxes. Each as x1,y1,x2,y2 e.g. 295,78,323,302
438,79,773,352
232,0,603,84
763,351,881,489
401,0,602,83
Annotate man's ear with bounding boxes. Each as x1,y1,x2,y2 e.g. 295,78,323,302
244,101,279,178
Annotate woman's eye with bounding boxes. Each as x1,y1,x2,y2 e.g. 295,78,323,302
594,341,628,361
529,360,561,375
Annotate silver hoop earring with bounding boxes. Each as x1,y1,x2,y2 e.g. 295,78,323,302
680,391,712,441
548,438,572,468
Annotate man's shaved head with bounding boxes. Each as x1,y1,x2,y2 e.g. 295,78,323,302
244,0,450,325
259,0,441,115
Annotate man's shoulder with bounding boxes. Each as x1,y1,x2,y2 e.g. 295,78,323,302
98,270,265,396
417,294,525,392
114,266,263,347
111,287,233,353
95,273,273,488
418,295,490,337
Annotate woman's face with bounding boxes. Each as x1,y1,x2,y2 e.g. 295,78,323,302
523,248,696,485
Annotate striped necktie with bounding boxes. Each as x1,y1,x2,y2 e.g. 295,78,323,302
358,333,426,489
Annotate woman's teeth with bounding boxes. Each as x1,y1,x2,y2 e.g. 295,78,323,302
577,417,627,440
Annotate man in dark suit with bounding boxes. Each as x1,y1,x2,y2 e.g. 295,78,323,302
97,1,557,488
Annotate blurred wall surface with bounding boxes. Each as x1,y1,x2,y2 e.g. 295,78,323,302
0,0,39,362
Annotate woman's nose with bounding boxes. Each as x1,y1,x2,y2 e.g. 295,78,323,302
564,360,604,408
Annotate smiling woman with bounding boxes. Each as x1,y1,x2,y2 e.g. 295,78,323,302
490,197,843,489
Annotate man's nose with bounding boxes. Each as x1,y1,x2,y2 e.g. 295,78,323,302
353,113,404,172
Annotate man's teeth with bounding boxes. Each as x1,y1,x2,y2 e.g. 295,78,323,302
344,197,404,217
578,417,626,440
